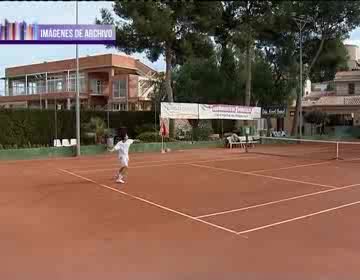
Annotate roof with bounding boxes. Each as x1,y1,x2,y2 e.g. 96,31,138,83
304,91,335,100
4,53,157,77
302,95,360,107
334,70,360,82
345,44,360,49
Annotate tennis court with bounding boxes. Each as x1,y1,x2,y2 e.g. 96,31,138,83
1,140,360,279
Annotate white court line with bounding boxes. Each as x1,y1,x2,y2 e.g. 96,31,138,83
68,157,201,171
189,163,338,189
343,157,360,162
73,155,264,173
250,160,333,173
69,152,249,171
196,182,360,219
58,168,242,237
236,199,360,235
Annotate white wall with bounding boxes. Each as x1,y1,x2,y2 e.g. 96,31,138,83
304,78,312,96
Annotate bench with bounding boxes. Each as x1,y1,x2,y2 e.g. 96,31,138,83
226,135,246,149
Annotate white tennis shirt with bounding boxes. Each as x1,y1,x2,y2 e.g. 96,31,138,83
114,139,134,165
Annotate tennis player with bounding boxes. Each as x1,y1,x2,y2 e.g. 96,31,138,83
108,133,139,184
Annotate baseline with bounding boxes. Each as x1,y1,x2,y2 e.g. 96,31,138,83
69,155,265,174
196,182,360,219
58,168,242,237
188,163,337,189
236,199,360,235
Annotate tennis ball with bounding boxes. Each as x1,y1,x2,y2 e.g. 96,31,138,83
166,148,171,152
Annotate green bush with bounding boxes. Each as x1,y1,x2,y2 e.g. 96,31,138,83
0,109,157,147
134,123,155,136
137,132,161,142
193,120,214,141
82,117,110,144
136,131,175,143
176,127,192,141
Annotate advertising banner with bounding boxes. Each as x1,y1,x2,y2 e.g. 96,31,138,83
199,104,261,120
160,102,199,119
261,106,287,118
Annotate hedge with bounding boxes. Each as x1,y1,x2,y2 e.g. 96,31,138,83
0,109,158,147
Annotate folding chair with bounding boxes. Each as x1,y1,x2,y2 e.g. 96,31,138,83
62,139,71,147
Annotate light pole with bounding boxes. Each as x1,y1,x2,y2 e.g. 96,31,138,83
106,100,110,130
55,96,57,140
292,14,310,138
75,0,81,156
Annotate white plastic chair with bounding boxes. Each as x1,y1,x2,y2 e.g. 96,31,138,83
62,139,71,147
54,139,62,147
228,135,245,149
70,139,77,146
247,136,257,147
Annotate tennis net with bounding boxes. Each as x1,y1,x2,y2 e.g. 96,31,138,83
247,137,360,161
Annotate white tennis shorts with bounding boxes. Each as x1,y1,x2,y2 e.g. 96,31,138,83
118,156,129,167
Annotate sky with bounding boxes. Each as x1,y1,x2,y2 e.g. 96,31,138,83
1,1,360,94
0,1,166,94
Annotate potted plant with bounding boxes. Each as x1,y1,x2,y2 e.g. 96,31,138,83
83,117,110,145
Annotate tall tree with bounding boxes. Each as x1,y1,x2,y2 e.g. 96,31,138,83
212,2,243,104
295,1,360,75
258,1,360,135
287,1,360,135
173,49,243,105
213,1,273,106
307,38,349,83
97,1,217,136
252,50,296,107
232,1,274,106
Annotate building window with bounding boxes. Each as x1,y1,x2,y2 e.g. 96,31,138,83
11,80,25,96
25,79,46,95
113,79,127,98
348,83,355,95
90,80,103,95
112,103,127,111
28,82,37,95
56,81,63,91
48,74,65,92
68,72,86,92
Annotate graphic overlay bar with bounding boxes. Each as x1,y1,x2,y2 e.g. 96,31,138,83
0,20,115,44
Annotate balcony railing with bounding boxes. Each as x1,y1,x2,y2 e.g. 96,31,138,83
2,80,110,97
89,83,110,96
4,86,86,96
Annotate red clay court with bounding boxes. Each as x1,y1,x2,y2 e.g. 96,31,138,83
1,144,360,279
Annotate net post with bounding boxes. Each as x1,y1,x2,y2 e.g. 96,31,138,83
336,141,339,160
245,136,248,153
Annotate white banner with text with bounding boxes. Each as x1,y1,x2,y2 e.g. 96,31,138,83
160,102,261,120
199,104,261,120
160,102,199,119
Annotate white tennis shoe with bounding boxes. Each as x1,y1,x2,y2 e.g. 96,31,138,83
116,176,125,184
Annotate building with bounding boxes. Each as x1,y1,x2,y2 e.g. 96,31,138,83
345,44,360,70
266,44,360,135
0,54,158,111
